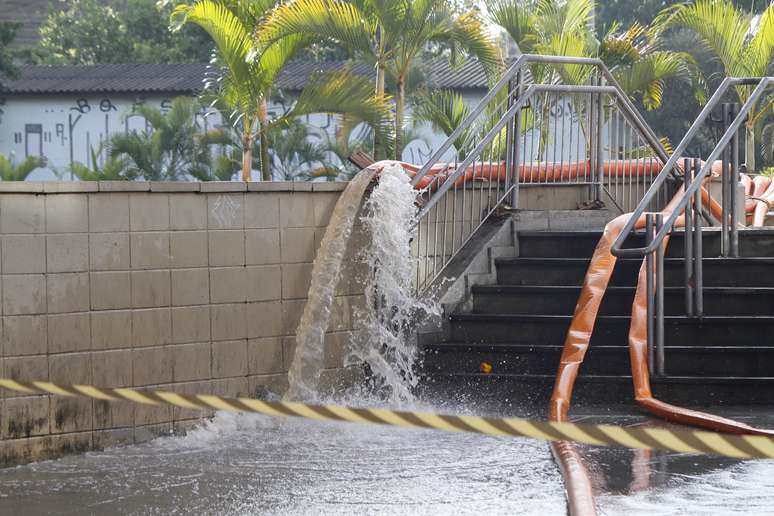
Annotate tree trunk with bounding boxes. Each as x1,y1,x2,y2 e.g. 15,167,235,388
241,132,252,182
395,76,405,161
258,102,272,181
746,122,756,173
373,63,386,161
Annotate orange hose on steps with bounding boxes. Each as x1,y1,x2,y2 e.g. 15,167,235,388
549,183,774,429
547,182,774,515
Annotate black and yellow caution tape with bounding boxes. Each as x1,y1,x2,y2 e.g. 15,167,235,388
2,378,774,460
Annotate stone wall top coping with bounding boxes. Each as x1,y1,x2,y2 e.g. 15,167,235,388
0,181,351,194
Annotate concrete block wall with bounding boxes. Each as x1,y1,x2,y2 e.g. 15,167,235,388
0,181,367,466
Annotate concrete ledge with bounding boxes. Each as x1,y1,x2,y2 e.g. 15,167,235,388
312,182,348,192
0,180,350,194
43,182,100,193
247,182,294,192
200,181,247,192
99,181,151,192
291,182,314,192
150,182,201,193
0,182,44,193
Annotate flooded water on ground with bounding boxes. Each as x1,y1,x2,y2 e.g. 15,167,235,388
1,403,774,515
0,411,564,515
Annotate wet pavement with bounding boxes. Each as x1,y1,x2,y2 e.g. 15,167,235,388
0,401,773,515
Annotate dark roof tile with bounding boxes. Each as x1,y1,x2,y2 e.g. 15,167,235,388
1,58,489,96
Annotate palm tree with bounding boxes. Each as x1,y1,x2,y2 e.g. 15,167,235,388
0,154,46,181
487,0,704,110
172,0,392,181
265,119,334,180
655,0,774,171
412,89,474,158
172,0,288,181
69,145,136,181
109,96,205,181
259,0,502,160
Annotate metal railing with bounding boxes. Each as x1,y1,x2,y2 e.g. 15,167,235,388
611,77,774,377
411,54,669,293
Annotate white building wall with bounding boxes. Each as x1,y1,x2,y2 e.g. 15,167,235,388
0,94,221,179
0,90,489,180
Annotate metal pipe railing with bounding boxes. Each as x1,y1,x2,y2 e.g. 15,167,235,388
612,76,774,379
411,54,672,293
611,78,774,259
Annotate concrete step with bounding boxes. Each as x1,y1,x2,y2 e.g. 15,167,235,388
517,228,774,259
448,314,774,347
471,285,774,316
421,373,774,406
494,257,774,287
423,343,774,377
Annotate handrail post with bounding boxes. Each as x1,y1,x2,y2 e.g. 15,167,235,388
721,103,732,257
510,70,523,208
655,213,665,377
646,214,655,376
504,77,515,203
683,158,694,316
693,158,704,317
594,75,605,204
730,102,740,257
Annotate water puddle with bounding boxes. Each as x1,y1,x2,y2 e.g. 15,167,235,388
2,405,774,514
0,410,563,515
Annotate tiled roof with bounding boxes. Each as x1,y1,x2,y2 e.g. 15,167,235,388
1,58,490,96
424,56,489,90
0,63,212,95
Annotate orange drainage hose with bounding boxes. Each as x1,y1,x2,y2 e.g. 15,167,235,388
549,184,774,434
550,441,597,516
408,160,664,191
547,182,774,515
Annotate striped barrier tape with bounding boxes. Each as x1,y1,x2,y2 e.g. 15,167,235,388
2,378,774,460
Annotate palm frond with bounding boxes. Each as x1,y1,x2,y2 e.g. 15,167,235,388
0,154,46,181
444,10,503,83
272,70,395,153
486,0,538,53
413,89,474,156
744,1,774,77
259,0,375,58
654,0,750,77
614,50,706,110
172,1,259,112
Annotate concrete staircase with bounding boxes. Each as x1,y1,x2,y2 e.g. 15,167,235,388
420,227,774,406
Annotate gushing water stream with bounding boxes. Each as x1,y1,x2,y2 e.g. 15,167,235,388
286,163,438,403
286,168,376,401
347,165,440,403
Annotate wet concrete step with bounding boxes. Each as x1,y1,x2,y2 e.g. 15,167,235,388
448,314,774,347
471,286,774,316
517,229,774,259
422,343,774,377
421,373,774,406
494,257,774,287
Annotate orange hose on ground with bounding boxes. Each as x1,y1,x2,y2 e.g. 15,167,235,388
550,441,597,516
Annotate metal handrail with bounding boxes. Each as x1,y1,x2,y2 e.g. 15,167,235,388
410,54,669,189
415,83,620,221
611,77,774,258
410,53,677,293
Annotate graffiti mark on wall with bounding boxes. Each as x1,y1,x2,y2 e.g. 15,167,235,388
0,96,192,172
210,194,241,228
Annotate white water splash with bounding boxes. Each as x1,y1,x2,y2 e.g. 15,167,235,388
286,169,376,401
347,164,440,403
